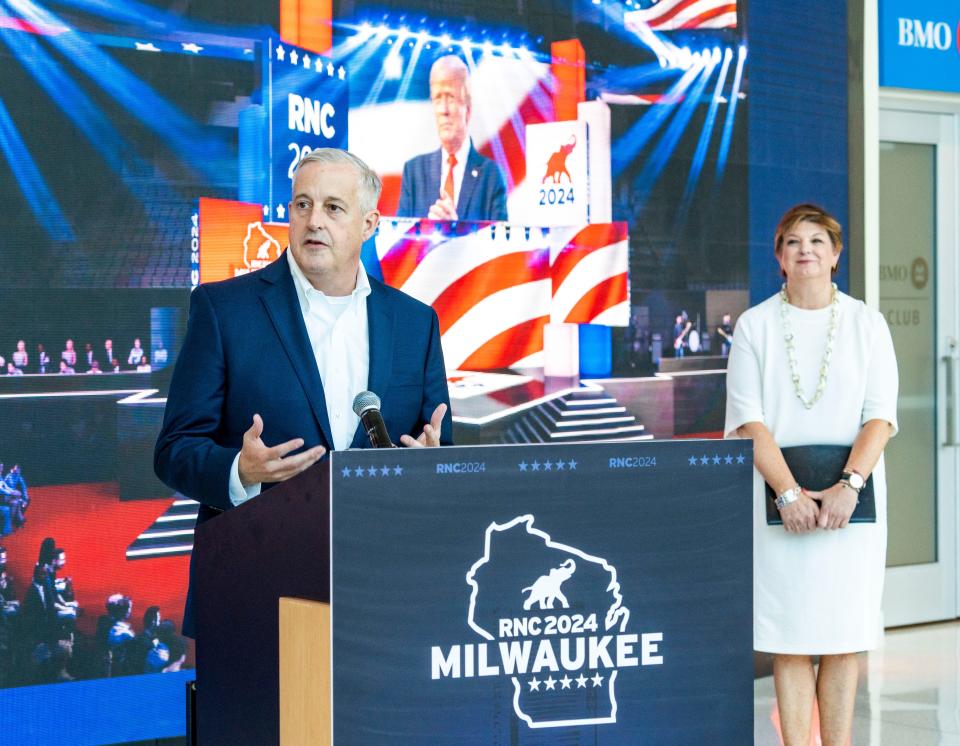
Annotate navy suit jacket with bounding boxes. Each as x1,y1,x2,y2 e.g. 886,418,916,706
397,144,508,222
154,251,452,636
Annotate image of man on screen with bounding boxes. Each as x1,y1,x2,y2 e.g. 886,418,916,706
397,55,508,222
154,148,452,638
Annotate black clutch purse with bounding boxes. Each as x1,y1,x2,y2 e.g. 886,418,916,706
765,445,876,525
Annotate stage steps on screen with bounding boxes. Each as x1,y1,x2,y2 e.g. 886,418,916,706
125,495,199,560
502,387,653,444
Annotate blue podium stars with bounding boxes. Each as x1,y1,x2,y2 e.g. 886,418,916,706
688,452,747,467
518,458,577,472
340,465,404,478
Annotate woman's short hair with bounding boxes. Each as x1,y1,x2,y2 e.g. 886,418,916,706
774,203,844,276
293,148,382,214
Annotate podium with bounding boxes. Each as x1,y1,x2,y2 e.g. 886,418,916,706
194,440,753,745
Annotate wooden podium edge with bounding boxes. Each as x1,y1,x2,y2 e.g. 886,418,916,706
279,597,331,745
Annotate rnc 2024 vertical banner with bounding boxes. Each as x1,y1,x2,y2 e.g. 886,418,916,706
331,441,753,744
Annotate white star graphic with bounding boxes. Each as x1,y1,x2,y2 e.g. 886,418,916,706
518,461,528,471
544,675,556,690
315,57,324,73
543,460,553,471
528,677,541,692
591,672,604,687
531,460,541,471
337,65,346,80
560,675,572,689
135,42,160,52
725,454,734,465
327,62,335,77
688,455,698,466
275,44,285,61
354,467,364,478
302,53,311,68
575,674,588,688
568,459,578,470
290,49,299,65
340,466,351,477
276,204,286,219
367,466,377,477
181,42,203,54
393,465,403,476
736,453,746,464
262,204,269,217
380,465,390,476
556,460,566,470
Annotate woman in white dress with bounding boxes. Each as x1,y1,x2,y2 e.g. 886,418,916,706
725,204,898,745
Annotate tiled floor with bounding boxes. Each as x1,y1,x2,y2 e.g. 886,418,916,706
754,621,960,745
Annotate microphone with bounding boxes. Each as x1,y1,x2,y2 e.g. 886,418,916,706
352,391,395,448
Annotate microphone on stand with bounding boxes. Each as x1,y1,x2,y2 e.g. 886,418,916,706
352,391,395,448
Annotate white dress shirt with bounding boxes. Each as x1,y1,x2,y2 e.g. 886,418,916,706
441,136,472,207
229,254,371,505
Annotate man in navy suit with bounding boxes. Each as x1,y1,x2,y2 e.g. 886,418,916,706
154,148,451,637
397,55,508,222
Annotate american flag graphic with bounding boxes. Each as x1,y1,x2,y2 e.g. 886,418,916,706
375,220,629,370
627,0,738,31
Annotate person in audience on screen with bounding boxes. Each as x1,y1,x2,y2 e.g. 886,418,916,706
50,549,79,629
397,55,508,222
104,338,114,364
724,204,898,746
673,312,691,358
716,313,734,357
58,360,75,375
5,362,22,376
0,499,11,537
12,340,28,370
22,565,57,650
136,355,152,373
155,147,451,639
153,340,168,366
95,593,135,676
128,338,144,367
61,339,76,367
81,342,95,371
87,360,103,374
2,465,28,527
36,343,49,374
109,357,121,373
0,353,5,371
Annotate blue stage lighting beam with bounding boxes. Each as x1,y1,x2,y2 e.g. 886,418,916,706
0,95,76,240
8,0,231,181
678,48,733,216
611,62,702,178
631,57,715,205
716,46,746,181
0,24,153,187
396,34,428,102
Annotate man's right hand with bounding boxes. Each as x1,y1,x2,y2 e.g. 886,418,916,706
779,491,820,533
238,414,325,486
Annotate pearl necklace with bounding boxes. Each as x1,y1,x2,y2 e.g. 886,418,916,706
779,283,839,409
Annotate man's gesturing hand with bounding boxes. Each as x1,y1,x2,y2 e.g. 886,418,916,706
399,403,447,448
238,414,325,486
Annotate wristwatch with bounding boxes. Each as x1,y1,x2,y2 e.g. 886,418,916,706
840,469,865,493
774,484,802,511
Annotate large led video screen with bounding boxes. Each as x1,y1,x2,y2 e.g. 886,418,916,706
0,0,749,741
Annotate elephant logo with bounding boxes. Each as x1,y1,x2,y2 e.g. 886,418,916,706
542,135,577,184
522,558,576,610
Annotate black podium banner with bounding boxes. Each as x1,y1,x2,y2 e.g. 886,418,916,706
330,440,753,744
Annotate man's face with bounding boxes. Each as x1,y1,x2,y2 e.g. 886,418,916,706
105,340,112,349
55,552,66,569
430,69,469,153
287,160,379,291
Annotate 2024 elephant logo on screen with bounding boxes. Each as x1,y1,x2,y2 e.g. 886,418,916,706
429,515,664,730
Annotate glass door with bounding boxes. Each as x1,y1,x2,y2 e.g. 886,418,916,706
879,105,958,627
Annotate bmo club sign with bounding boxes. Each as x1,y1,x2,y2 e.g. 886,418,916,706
880,0,960,93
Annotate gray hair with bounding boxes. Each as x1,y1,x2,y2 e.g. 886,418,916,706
293,148,382,214
429,55,472,109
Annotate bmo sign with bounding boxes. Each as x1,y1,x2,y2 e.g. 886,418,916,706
898,18,953,50
880,1,960,93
